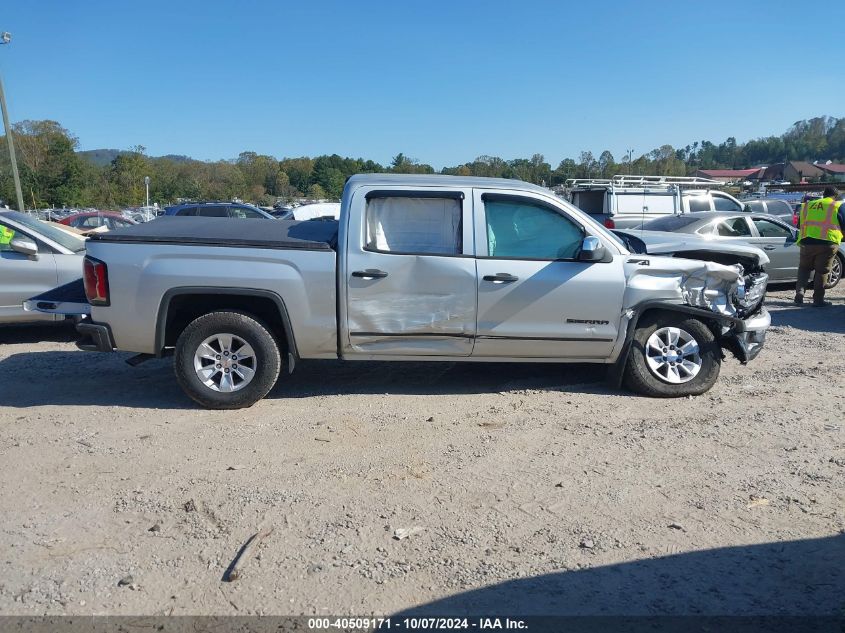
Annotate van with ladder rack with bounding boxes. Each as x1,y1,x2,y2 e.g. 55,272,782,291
566,175,745,229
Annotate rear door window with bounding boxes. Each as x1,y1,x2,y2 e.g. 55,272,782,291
196,206,229,218
745,200,765,213
715,217,753,237
229,206,265,219
175,206,197,216
78,216,104,228
365,196,462,255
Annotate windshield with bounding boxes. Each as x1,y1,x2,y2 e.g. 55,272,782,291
643,215,702,231
5,212,86,252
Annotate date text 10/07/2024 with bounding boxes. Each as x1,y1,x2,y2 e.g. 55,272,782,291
307,617,529,630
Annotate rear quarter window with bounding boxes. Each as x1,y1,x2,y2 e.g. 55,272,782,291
713,195,743,212
766,200,792,215
686,196,712,212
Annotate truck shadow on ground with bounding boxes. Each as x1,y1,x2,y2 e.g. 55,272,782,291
273,360,611,399
0,322,77,345
393,533,845,626
0,347,612,408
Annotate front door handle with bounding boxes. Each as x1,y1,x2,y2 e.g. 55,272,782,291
351,269,389,279
763,245,776,250
483,273,519,283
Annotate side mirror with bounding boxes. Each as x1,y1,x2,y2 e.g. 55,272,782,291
578,235,606,262
9,236,38,258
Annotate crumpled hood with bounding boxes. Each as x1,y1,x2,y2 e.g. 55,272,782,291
623,254,766,317
621,229,770,266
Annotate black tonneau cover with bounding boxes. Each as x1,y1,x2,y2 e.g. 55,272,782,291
88,217,339,251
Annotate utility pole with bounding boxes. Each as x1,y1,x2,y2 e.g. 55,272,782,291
144,176,150,207
0,31,24,212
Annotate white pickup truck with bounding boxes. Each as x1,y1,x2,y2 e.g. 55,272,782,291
28,174,770,408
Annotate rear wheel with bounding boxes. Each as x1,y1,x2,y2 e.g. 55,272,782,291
174,311,281,409
623,313,721,397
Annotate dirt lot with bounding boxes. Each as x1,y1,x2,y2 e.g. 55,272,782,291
0,284,843,617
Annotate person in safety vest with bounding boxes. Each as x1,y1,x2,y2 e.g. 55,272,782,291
794,186,844,307
0,224,15,248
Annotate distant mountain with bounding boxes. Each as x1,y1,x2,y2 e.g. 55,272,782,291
78,150,195,166
78,149,123,166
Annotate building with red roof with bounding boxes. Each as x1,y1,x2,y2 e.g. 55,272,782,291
691,168,763,183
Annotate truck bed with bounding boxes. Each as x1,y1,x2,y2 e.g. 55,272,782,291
88,217,339,251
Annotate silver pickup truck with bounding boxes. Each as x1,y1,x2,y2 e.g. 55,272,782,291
29,174,770,408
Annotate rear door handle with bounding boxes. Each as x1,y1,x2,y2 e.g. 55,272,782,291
351,269,388,279
763,245,776,250
483,273,519,283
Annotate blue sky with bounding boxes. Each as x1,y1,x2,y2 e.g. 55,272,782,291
2,0,842,168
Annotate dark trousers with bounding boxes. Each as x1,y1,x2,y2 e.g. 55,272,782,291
795,242,838,303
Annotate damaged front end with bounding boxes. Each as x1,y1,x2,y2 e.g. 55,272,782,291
623,255,770,363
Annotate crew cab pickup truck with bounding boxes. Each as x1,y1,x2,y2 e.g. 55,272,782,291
28,174,770,409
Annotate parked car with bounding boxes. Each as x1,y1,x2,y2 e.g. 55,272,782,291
163,202,276,219
288,202,341,221
30,174,770,407
0,211,85,324
635,211,844,287
567,175,745,229
59,211,138,231
741,198,795,224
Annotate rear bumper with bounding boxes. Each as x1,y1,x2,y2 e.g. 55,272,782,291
725,308,770,363
76,321,115,353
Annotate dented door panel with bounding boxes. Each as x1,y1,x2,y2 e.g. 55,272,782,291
346,254,477,355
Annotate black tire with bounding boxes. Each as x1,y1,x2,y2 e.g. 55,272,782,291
623,312,721,398
174,311,281,409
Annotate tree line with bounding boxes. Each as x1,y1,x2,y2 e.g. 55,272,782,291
1,115,843,210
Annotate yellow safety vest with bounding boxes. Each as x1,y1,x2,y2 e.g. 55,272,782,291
0,225,14,246
798,197,843,245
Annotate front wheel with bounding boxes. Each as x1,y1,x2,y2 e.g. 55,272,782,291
623,313,721,397
825,254,843,289
174,311,281,409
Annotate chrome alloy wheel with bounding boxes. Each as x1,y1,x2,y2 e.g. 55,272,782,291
193,333,257,392
827,256,842,288
644,326,702,384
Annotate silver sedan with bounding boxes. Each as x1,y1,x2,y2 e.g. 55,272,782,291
640,211,844,287
0,211,86,324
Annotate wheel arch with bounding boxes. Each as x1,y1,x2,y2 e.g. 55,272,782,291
155,287,299,361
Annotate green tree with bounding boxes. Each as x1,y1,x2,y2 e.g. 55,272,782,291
6,120,85,207
307,183,326,199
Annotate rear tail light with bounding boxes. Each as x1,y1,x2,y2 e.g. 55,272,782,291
83,256,110,306
603,218,616,229
792,213,798,227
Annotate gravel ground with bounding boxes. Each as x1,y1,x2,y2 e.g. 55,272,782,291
0,284,843,617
